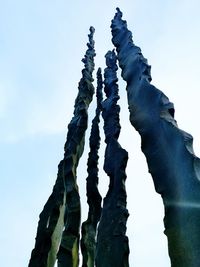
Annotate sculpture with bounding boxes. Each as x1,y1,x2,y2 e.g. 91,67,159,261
95,50,129,267
29,8,200,267
111,7,200,267
80,68,103,267
29,26,96,267
57,26,96,267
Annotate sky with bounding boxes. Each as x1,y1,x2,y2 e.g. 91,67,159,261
1,1,200,266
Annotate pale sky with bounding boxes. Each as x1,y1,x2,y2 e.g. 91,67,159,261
1,1,200,266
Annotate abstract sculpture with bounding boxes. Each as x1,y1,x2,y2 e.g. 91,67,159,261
111,7,200,267
81,68,103,267
29,26,96,267
95,50,129,267
29,7,200,267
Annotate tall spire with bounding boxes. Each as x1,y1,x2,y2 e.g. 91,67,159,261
80,68,103,267
95,50,129,267
111,8,200,267
29,26,96,267
57,26,96,267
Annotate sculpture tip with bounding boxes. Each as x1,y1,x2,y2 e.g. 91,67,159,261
105,49,117,61
105,50,112,58
97,67,102,74
89,26,95,34
116,7,123,18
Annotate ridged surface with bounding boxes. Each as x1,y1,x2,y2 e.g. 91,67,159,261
29,160,65,267
111,8,200,267
57,26,96,267
95,50,129,267
29,27,96,267
80,68,103,267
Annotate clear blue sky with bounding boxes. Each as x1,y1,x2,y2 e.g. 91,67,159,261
1,1,200,266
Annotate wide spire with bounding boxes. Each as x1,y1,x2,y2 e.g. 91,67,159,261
111,8,200,267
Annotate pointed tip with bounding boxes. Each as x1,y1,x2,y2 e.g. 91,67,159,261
89,26,95,34
116,7,123,18
97,67,102,75
105,49,117,63
105,50,112,58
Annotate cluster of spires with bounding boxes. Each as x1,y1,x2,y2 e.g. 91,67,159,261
29,8,200,267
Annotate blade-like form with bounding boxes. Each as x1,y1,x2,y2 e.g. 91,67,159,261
29,26,96,267
111,8,200,267
57,26,96,267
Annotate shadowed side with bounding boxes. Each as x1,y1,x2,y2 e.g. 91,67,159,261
111,8,200,267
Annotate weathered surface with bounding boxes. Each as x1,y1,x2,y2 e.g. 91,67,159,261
80,68,103,267
29,161,65,267
57,26,96,267
29,27,96,267
111,8,200,267
95,50,129,267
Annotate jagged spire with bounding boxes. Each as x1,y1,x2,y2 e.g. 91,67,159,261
111,8,200,267
102,50,120,142
57,27,96,267
81,27,96,76
29,27,96,267
95,50,129,267
80,68,103,267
